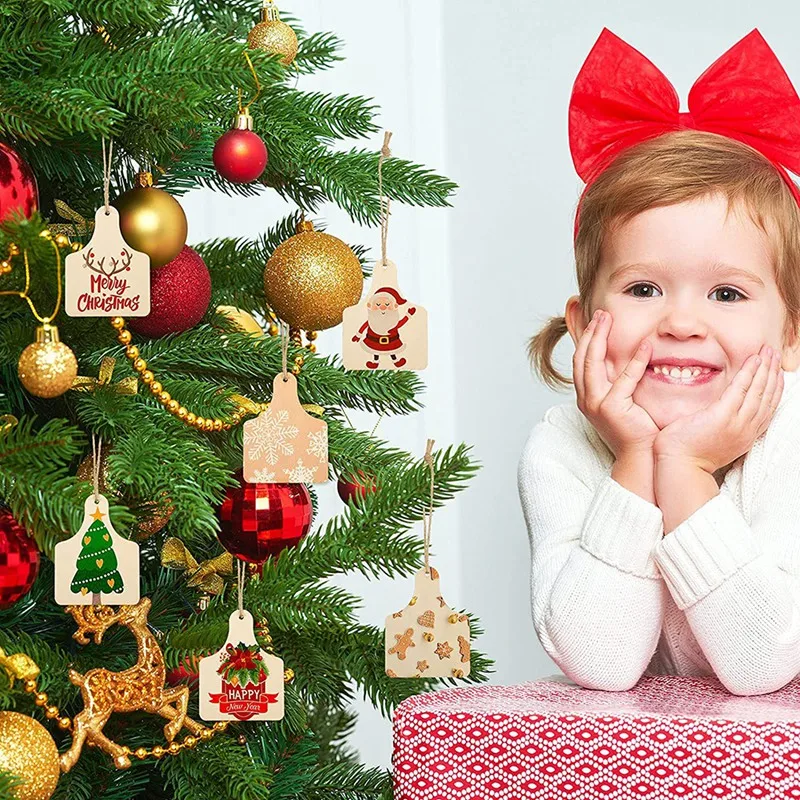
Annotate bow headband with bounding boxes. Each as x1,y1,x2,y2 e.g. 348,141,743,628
569,27,800,241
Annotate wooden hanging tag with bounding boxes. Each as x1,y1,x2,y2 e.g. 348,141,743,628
243,372,328,483
54,493,140,605
65,206,151,317
199,609,285,721
385,566,470,678
342,259,427,370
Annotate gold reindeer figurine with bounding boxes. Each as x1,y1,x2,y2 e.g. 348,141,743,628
60,597,207,771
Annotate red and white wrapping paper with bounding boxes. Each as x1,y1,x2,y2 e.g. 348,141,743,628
392,675,800,799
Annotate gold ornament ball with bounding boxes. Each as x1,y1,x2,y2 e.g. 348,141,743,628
264,220,363,330
0,712,60,800
216,305,264,336
113,173,188,268
247,19,298,66
18,324,78,399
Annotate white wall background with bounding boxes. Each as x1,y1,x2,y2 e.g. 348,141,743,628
182,0,800,771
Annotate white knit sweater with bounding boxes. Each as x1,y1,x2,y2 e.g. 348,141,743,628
517,368,800,696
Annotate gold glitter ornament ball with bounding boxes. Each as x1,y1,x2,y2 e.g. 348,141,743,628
264,220,363,330
247,6,298,66
0,712,60,800
18,324,78,399
113,172,188,268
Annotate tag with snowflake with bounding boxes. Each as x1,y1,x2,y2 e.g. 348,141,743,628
54,493,140,605
199,609,285,721
65,206,151,317
385,566,470,679
243,372,328,483
342,259,427,371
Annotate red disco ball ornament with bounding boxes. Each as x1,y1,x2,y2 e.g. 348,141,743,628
129,245,211,337
0,142,38,223
213,111,268,184
217,473,312,563
337,470,378,505
0,509,39,607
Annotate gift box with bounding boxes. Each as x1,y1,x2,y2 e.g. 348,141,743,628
392,674,800,799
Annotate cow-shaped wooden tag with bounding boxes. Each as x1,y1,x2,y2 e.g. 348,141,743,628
385,566,470,678
54,493,140,605
199,609,285,721
65,206,151,317
342,259,427,370
243,372,328,483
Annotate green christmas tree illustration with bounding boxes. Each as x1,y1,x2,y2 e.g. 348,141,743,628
70,509,124,599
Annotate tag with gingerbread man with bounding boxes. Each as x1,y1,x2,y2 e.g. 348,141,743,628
342,259,427,371
385,566,470,678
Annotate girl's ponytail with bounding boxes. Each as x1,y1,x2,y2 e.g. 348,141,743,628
527,315,573,391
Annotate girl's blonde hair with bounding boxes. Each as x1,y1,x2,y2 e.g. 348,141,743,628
528,129,800,391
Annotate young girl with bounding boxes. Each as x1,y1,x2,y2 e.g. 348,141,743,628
518,27,800,697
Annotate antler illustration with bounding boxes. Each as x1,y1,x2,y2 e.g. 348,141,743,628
108,250,132,274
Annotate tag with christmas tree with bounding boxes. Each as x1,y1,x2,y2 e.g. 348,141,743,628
385,566,470,678
199,609,285,721
243,371,328,483
54,493,140,605
65,205,151,317
342,260,427,371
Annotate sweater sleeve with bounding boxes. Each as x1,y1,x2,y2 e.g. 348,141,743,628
517,405,666,692
653,436,800,696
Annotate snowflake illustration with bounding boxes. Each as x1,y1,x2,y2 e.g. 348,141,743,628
250,467,276,482
283,458,317,483
306,427,328,461
246,409,299,465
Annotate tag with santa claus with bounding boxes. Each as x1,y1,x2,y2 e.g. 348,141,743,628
342,259,428,370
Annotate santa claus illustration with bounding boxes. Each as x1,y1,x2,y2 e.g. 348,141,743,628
351,285,416,368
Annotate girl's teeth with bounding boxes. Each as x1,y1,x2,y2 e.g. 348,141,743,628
652,365,712,379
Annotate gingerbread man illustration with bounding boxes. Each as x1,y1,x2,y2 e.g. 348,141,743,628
388,627,415,660
351,286,416,369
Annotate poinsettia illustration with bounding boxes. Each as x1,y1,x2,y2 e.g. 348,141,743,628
218,642,269,687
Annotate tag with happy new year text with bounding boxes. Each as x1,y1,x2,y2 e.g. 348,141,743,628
65,206,151,317
342,259,427,370
199,609,285,721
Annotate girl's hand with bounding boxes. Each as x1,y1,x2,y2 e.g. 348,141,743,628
653,344,784,474
573,308,659,459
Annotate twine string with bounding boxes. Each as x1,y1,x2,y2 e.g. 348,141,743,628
91,433,103,503
422,438,435,573
280,319,289,381
378,131,392,266
102,138,114,214
237,559,245,619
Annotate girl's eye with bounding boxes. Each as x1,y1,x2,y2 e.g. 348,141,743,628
624,283,746,302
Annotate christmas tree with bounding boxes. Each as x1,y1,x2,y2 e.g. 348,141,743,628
69,515,124,601
0,3,492,799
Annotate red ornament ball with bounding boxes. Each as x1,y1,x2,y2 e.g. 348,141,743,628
0,509,39,608
217,473,312,563
0,142,37,223
213,128,268,184
129,245,211,337
337,470,378,505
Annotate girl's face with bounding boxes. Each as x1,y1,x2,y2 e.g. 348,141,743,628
566,193,799,429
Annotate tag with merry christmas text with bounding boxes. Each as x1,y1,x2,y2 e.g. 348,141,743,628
342,259,427,371
54,493,140,605
199,609,285,721
385,566,470,678
65,206,151,317
242,372,328,483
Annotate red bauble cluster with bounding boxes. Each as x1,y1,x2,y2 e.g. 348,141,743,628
129,245,211,338
0,142,37,223
217,473,312,564
0,509,39,607
213,112,268,184
337,470,378,505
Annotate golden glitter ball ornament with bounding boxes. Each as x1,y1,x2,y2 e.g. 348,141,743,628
112,171,188,268
264,220,363,330
18,323,78,399
0,712,60,800
247,1,298,66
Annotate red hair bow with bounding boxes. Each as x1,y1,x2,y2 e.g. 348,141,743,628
569,27,800,239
